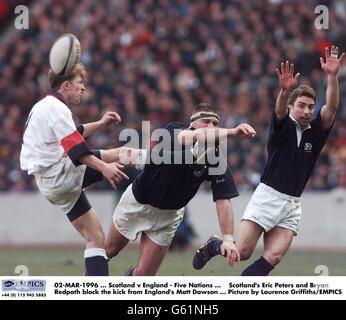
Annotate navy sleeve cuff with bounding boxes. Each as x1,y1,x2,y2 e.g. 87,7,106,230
68,141,92,166
213,191,239,202
76,124,84,135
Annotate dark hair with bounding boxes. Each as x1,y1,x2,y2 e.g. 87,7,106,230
48,63,87,90
192,103,218,114
288,85,316,105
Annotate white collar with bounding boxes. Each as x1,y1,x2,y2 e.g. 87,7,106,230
289,114,311,132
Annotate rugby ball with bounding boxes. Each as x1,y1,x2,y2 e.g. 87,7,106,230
49,34,81,76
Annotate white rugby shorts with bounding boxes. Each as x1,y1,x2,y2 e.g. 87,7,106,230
113,184,185,247
242,183,302,235
35,157,86,213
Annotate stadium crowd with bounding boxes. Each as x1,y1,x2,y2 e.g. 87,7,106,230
0,0,345,192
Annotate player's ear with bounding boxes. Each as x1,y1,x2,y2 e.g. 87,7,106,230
288,104,293,110
61,80,69,91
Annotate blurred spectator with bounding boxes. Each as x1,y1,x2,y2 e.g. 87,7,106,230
0,0,345,192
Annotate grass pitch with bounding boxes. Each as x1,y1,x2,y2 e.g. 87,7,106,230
0,248,345,276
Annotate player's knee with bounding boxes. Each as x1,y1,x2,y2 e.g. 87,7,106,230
237,245,254,261
264,251,283,266
105,243,120,259
135,265,155,276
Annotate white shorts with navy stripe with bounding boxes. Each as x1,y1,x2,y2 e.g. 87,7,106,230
113,184,185,247
242,183,302,235
35,151,103,221
35,157,86,213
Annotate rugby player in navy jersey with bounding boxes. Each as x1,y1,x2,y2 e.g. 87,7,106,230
105,103,256,276
194,46,345,276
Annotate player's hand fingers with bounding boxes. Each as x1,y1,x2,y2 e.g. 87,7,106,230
281,62,284,75
220,245,226,257
294,72,300,80
330,45,337,58
320,57,324,67
235,251,240,262
290,63,294,76
115,170,129,180
239,126,249,135
285,61,289,73
325,46,330,59
339,52,345,62
227,250,236,267
245,124,256,136
108,178,116,189
275,68,281,78
241,125,256,137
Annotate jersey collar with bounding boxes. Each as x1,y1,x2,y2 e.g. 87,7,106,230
289,114,311,132
47,90,67,105
289,114,311,147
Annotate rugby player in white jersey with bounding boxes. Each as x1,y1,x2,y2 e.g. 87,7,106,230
20,63,144,276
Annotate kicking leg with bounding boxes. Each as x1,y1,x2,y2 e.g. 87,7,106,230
105,222,129,259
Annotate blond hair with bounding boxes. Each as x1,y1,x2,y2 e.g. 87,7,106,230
48,63,87,90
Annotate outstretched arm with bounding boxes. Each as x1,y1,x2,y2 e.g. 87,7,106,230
80,111,121,138
320,46,345,130
177,124,256,146
215,199,240,267
275,61,300,121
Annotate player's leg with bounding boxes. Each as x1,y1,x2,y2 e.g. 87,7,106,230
236,219,263,260
262,226,294,267
241,227,294,276
105,184,142,270
123,207,184,276
70,204,108,276
105,222,129,258
129,233,168,276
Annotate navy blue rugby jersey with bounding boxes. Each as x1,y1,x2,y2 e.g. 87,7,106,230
261,111,333,197
132,122,239,210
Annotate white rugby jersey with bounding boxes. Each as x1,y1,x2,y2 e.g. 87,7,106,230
20,92,90,177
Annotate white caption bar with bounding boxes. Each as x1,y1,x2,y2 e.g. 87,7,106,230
0,276,345,300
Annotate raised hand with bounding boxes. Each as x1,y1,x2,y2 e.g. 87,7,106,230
276,61,300,91
320,46,345,76
100,111,121,127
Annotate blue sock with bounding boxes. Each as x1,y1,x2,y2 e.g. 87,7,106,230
208,239,223,256
241,256,273,276
84,248,109,276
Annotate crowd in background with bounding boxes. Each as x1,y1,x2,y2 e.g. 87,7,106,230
1,0,346,193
